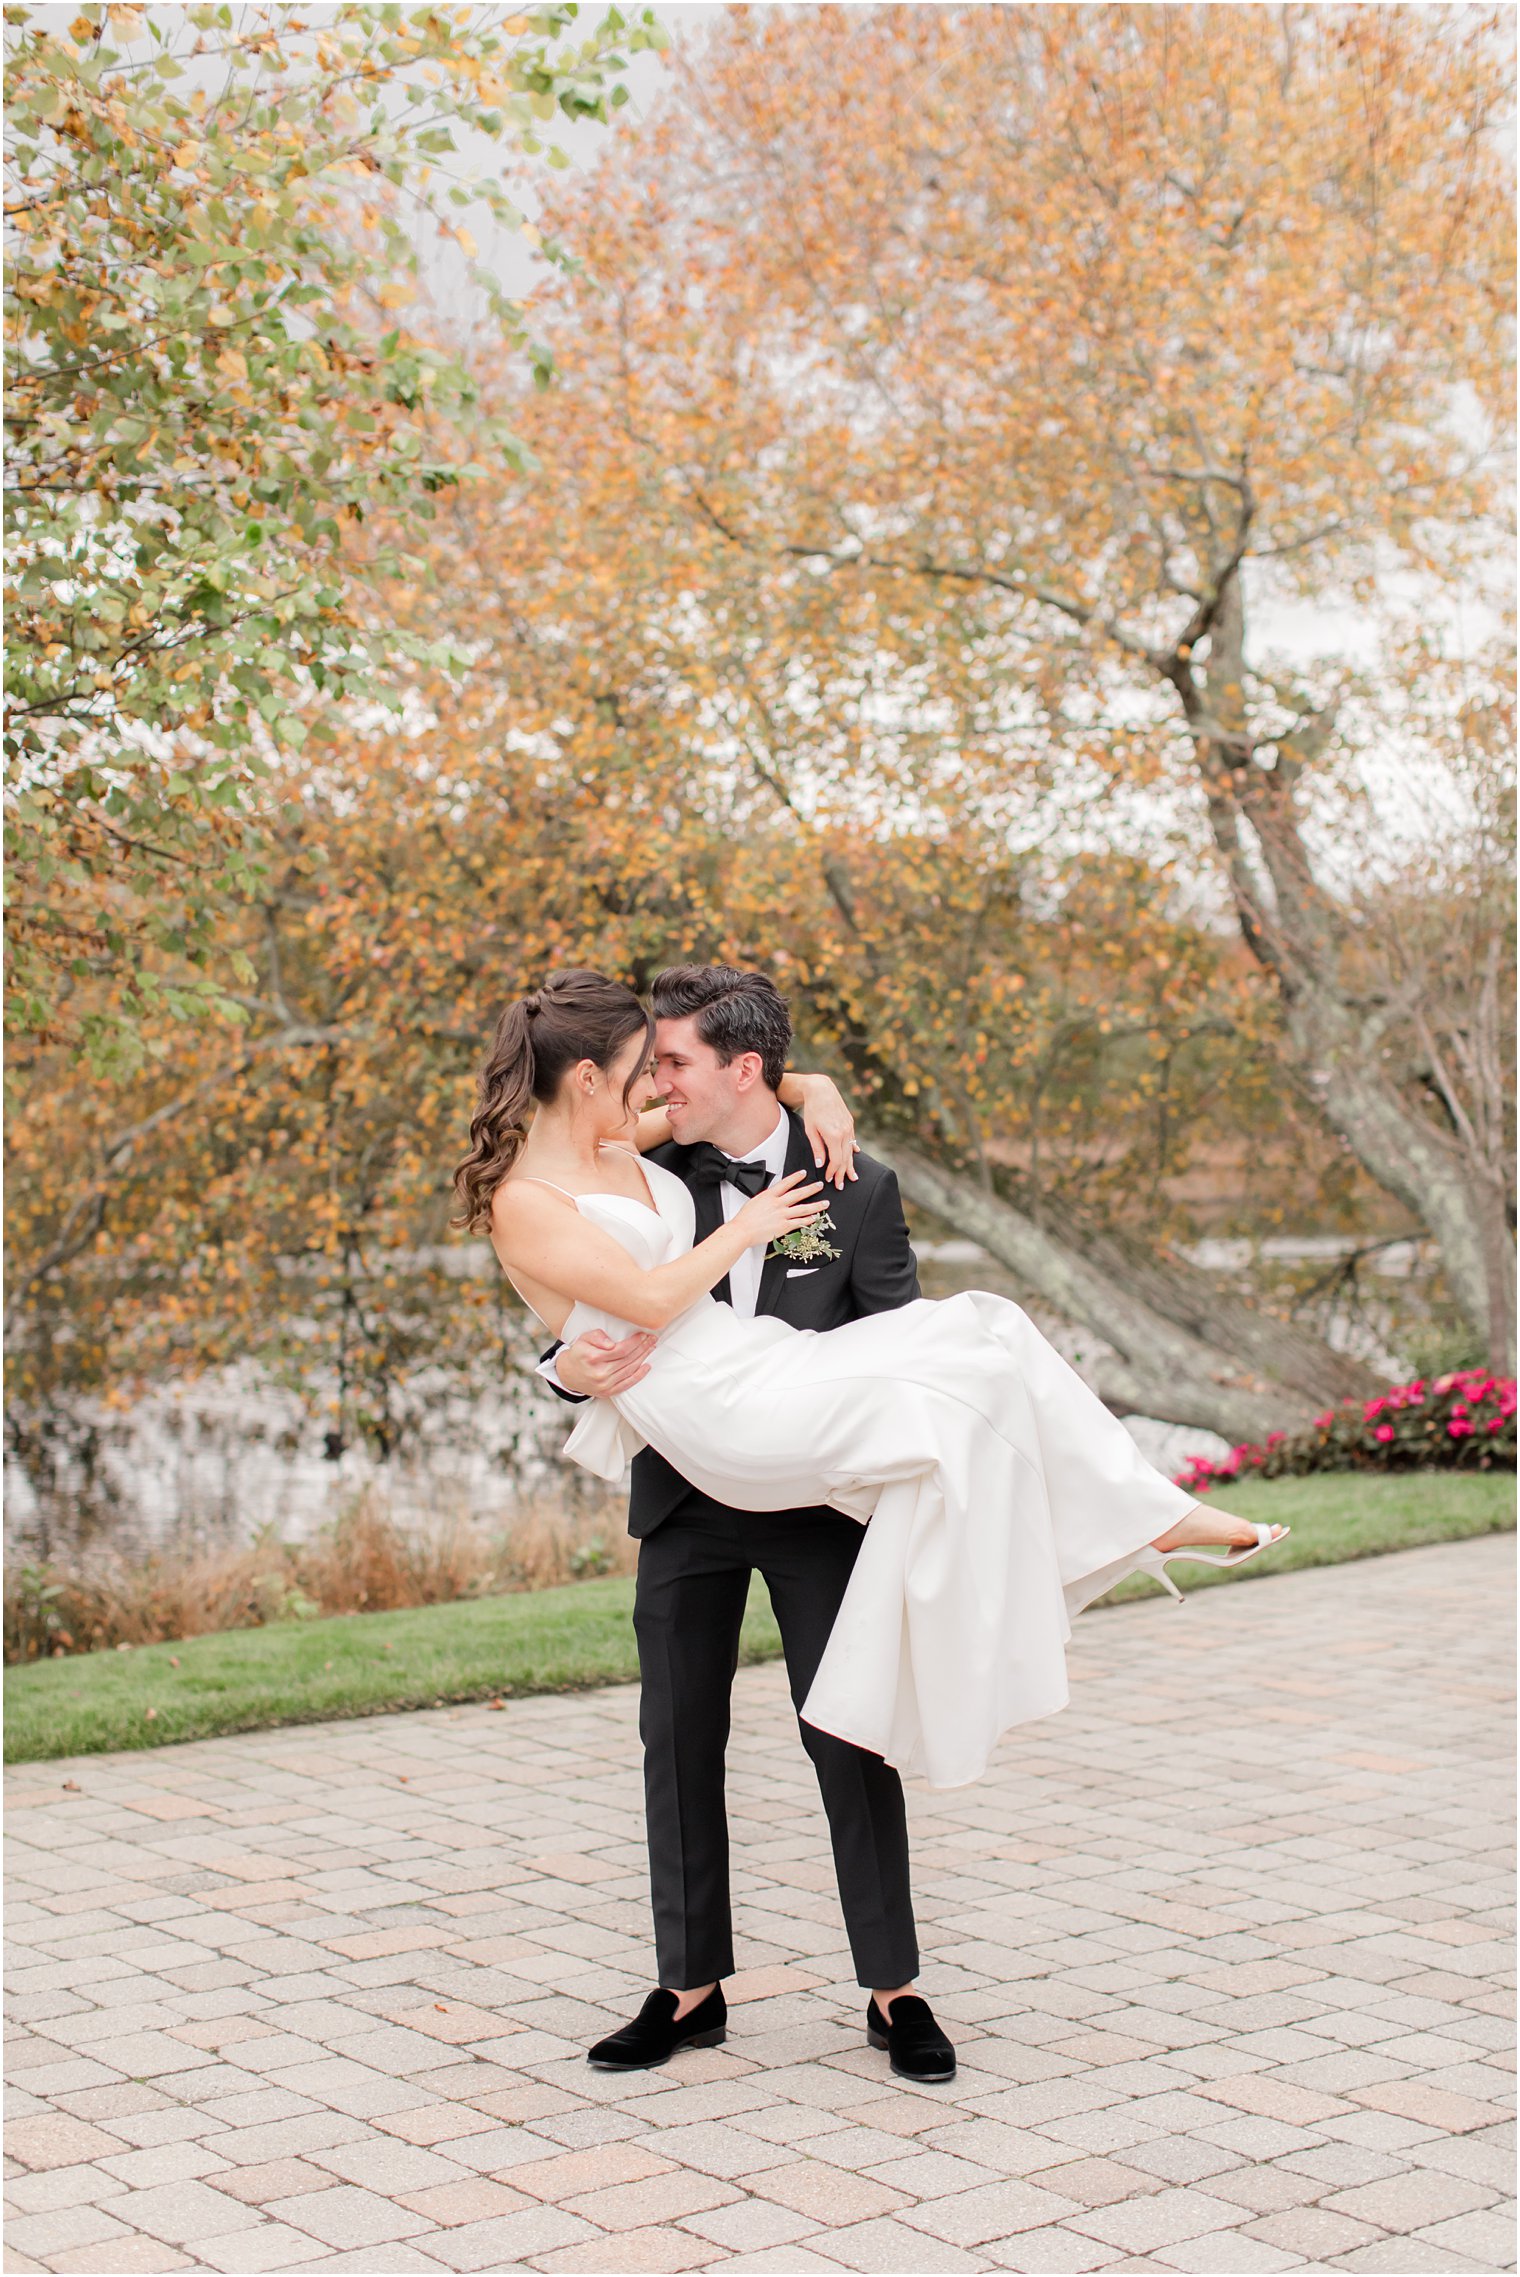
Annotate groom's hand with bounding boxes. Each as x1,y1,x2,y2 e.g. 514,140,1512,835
556,1328,657,1398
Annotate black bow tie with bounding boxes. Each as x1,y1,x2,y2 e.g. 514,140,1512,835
688,1145,772,1198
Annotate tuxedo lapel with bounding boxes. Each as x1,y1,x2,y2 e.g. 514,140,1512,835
755,1112,817,1318
689,1158,733,1308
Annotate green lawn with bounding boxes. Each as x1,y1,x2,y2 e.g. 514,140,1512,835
5,1470,1512,1764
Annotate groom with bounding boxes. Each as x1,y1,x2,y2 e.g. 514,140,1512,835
540,964,955,2084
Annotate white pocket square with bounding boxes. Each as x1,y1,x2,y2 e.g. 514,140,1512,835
786,1266,820,1278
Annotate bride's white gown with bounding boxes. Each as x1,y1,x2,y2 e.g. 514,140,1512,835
551,1158,1199,1789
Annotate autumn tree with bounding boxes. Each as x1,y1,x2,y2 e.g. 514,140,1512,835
3,0,665,1070
514,0,1516,1366
326,424,1383,1438
11,3,1510,1475
12,668,1372,1461
4,698,719,1477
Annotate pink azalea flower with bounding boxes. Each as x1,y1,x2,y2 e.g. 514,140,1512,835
1373,1424,1395,1443
1365,1397,1386,1418
1314,1413,1333,1429
1447,1419,1474,1438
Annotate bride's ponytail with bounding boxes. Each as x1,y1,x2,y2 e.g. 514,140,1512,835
452,970,652,1233
453,996,539,1231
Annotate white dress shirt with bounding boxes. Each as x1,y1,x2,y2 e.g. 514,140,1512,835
715,1103,791,1320
535,1103,791,1393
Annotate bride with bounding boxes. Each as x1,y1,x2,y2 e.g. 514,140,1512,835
459,969,1287,1791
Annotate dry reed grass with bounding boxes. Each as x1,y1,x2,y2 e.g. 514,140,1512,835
5,1491,635,1662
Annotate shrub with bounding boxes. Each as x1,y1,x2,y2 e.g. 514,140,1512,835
3,1493,634,1663
1176,1370,1518,1496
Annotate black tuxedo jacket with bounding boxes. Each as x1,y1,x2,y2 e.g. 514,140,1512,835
627,1110,920,1538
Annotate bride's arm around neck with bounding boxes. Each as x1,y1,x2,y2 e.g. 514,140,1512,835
632,1070,857,1179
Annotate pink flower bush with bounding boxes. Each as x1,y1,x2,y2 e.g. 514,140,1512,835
1175,1368,1517,1492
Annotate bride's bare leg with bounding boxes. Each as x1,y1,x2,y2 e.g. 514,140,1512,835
1151,1504,1286,1553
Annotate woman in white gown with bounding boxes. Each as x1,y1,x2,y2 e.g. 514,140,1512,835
461,971,1286,1792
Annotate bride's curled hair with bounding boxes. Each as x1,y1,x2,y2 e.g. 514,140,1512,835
452,968,654,1232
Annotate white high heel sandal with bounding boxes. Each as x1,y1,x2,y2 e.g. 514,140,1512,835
1137,1521,1290,1603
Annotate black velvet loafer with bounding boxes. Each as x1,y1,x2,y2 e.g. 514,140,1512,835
866,1993,956,2082
588,1984,727,2071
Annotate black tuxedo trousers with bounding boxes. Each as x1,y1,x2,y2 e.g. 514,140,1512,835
631,1123,922,1992
635,1494,919,1991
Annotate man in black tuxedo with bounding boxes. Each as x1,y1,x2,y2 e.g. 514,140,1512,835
539,966,954,2084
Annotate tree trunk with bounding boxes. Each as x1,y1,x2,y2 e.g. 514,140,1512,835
870,1135,1381,1443
1191,566,1517,1370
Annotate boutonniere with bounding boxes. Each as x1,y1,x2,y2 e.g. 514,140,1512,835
767,1213,841,1265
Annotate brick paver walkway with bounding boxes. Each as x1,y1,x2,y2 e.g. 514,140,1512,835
6,1535,1514,2277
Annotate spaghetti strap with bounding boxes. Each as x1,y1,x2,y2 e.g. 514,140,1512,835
513,1151,656,1212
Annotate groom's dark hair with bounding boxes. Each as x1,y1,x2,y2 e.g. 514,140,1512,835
651,965,792,1092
